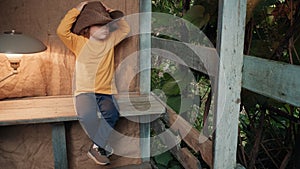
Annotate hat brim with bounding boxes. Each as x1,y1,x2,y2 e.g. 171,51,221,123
109,10,124,20
71,1,125,35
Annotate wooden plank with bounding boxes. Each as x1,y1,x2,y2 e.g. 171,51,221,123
152,119,202,169
139,0,151,94
151,119,181,150
0,117,77,126
113,162,152,169
151,37,218,77
165,106,213,168
139,0,152,162
243,55,300,107
0,96,77,125
152,93,213,168
152,36,300,107
214,0,247,168
0,95,165,126
172,147,202,169
140,116,151,162
52,123,68,169
117,95,165,116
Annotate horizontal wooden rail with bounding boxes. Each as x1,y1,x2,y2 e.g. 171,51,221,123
242,55,300,107
152,37,300,107
0,94,165,126
152,37,218,77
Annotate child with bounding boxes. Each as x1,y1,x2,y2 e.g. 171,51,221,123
57,1,130,165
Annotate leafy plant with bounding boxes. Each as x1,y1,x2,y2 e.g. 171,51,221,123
151,0,300,168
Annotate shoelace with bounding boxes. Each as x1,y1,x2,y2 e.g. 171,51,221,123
97,147,107,156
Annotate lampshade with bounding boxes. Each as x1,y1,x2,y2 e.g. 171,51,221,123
0,30,47,54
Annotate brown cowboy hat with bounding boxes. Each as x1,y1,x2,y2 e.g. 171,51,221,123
71,1,124,34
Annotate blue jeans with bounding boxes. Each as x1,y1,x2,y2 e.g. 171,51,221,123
75,93,120,148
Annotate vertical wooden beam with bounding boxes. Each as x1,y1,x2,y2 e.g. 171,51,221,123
52,123,68,169
214,0,247,168
139,0,152,162
140,116,151,162
139,0,151,94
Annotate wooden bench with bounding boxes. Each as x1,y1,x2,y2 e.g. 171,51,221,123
0,94,165,169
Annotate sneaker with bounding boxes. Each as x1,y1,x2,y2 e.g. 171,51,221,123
87,144,110,165
105,144,114,157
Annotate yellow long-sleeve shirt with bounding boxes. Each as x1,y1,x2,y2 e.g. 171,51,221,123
57,8,130,95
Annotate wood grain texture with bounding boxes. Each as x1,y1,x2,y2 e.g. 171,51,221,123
151,37,218,77
243,55,300,107
152,119,203,169
0,94,165,126
0,1,146,168
52,123,68,169
214,0,247,168
165,105,213,168
152,94,213,168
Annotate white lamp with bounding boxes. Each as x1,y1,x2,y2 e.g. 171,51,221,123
0,30,47,82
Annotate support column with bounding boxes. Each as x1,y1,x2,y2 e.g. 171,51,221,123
214,0,247,168
139,0,152,162
52,122,68,169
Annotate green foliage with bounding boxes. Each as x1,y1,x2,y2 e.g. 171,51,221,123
240,1,300,167
252,0,280,16
161,77,180,96
151,0,300,168
250,0,300,64
183,5,210,29
152,0,183,16
154,151,183,169
154,151,173,166
166,96,181,112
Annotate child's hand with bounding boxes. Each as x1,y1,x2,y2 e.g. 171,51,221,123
101,2,113,12
106,8,113,13
76,1,88,11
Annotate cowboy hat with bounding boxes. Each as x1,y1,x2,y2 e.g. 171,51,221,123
72,1,124,34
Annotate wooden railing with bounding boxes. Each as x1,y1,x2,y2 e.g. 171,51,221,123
152,37,300,107
0,38,298,169
151,36,300,168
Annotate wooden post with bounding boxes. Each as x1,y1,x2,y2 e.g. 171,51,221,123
139,0,151,162
139,0,151,94
214,0,247,168
52,122,68,169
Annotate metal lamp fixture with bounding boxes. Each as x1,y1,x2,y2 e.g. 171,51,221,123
0,30,47,82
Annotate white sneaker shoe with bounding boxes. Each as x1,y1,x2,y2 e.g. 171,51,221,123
105,144,114,157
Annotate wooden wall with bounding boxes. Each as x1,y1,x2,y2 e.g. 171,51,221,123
0,0,140,99
0,121,141,169
0,0,142,168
